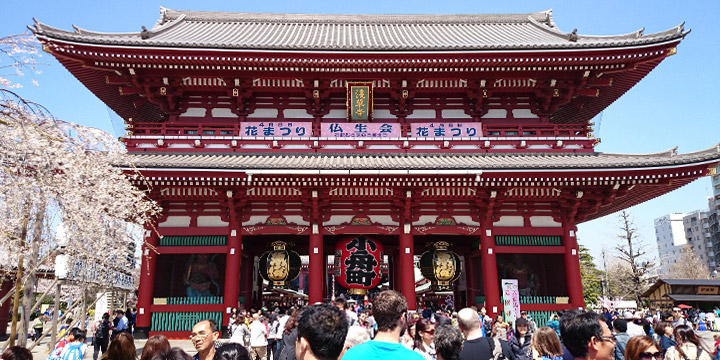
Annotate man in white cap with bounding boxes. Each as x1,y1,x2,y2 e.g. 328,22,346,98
624,312,645,336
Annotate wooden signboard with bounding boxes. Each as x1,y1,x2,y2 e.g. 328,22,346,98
697,286,719,295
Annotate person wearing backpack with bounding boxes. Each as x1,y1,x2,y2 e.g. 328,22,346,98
664,325,712,360
457,308,514,360
60,328,87,360
92,313,112,360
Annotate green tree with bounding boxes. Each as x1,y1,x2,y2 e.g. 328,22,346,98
579,244,604,306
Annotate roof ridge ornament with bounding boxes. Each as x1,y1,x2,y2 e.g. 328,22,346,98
636,27,645,38
569,28,578,42
140,26,150,40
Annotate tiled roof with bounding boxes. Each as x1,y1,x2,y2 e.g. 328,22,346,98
33,8,687,51
126,143,720,171
666,294,720,303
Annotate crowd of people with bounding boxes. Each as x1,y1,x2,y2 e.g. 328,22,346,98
4,295,719,360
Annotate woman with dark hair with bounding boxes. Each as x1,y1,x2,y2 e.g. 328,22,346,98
140,334,171,360
104,332,137,360
150,348,192,360
654,322,676,353
267,313,280,360
277,308,301,360
1,346,33,360
664,325,712,360
230,315,251,349
530,326,564,360
214,343,250,360
625,336,662,360
509,318,532,360
413,318,436,360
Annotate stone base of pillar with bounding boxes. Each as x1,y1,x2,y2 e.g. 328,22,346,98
134,327,150,339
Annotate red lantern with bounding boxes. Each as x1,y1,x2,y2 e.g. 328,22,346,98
334,236,383,295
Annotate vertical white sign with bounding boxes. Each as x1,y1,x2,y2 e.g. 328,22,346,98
501,279,520,322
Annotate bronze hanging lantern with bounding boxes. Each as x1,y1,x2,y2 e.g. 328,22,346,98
419,241,461,291
259,241,301,289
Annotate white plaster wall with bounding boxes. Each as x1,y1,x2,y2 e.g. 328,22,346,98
159,216,191,227
211,108,236,118
366,215,396,226
324,215,355,226
373,109,395,119
441,109,472,119
454,216,480,226
247,108,278,118
493,216,524,227
197,216,228,227
324,109,347,119
284,215,309,226
179,107,206,117
414,215,438,225
283,109,314,118
529,216,561,227
482,109,507,118
512,109,539,119
406,110,437,119
244,215,267,226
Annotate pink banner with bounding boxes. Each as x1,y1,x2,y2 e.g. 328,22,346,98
322,122,401,138
411,122,483,137
240,121,312,138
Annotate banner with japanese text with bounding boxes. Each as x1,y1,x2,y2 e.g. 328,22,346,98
347,81,373,121
321,122,401,138
411,122,483,138
501,279,521,322
240,121,312,138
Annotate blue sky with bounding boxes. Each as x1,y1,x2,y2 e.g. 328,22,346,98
3,0,719,269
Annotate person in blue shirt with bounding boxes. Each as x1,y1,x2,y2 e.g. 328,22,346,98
342,290,424,360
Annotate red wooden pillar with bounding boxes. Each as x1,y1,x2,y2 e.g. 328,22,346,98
564,223,585,308
399,225,417,310
135,226,158,339
0,280,11,336
222,224,242,335
465,254,477,307
308,225,324,304
481,225,501,317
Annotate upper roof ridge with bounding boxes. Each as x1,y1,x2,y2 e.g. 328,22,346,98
159,7,553,25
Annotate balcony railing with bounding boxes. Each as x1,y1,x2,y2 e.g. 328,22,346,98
151,311,222,332
495,236,563,246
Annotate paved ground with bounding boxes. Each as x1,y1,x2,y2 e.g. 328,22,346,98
17,330,720,360
26,337,203,360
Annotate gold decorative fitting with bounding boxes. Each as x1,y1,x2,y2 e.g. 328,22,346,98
594,138,602,144
271,241,287,250
128,118,133,122
666,47,677,57
482,89,488,98
552,89,560,97
160,87,167,96
41,44,51,53
432,241,451,250
124,125,134,130
118,87,124,95
233,88,239,97
125,131,133,137
708,168,718,176
348,288,367,295
402,89,409,99
313,89,320,98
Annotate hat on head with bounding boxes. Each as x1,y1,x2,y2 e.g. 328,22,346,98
633,311,642,319
515,317,529,328
623,311,634,320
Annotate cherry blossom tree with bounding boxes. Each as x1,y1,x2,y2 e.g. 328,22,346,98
1,34,160,347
